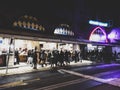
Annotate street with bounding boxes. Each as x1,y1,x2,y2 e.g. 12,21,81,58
0,63,120,90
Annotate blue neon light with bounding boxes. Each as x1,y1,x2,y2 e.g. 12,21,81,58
89,20,108,27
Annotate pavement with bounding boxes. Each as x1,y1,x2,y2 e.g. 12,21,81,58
0,60,93,76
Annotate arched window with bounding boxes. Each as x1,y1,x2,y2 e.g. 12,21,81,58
89,26,107,42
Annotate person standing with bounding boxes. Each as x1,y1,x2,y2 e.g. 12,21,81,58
27,50,33,65
33,47,38,69
39,50,47,67
14,48,20,65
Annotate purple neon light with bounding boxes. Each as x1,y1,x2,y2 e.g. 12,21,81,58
108,33,115,39
89,26,108,42
108,28,120,43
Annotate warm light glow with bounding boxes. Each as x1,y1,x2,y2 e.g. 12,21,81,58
13,15,45,31
39,42,57,50
58,43,73,51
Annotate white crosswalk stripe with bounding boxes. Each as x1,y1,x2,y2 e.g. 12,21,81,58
60,69,120,87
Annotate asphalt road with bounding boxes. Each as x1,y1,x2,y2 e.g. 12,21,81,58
1,63,120,90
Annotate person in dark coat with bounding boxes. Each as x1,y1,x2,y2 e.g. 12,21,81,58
59,50,64,66
39,50,47,67
33,47,38,69
14,48,20,65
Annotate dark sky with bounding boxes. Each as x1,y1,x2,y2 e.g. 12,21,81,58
0,0,74,19
0,0,119,22
0,0,120,30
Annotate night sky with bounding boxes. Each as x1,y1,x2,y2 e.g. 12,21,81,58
0,0,120,38
0,0,119,22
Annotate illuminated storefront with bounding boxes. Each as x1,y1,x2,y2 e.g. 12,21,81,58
0,15,81,67
108,28,120,54
54,24,74,36
54,24,79,51
88,26,107,51
89,26,107,42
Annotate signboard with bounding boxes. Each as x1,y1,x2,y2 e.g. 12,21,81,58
89,20,108,27
54,28,74,36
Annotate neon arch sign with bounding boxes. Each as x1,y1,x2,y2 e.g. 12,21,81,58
89,26,108,43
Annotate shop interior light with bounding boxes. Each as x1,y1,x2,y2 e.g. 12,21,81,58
89,20,108,27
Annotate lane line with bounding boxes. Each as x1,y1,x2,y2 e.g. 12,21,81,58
0,80,26,88
23,78,40,83
0,78,40,89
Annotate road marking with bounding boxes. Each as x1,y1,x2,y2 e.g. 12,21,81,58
57,69,65,74
0,80,27,88
0,78,40,89
60,69,120,87
34,78,89,90
35,69,120,90
23,78,40,83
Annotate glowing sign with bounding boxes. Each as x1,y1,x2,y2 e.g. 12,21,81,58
54,28,74,36
89,26,108,42
89,20,108,27
108,28,120,43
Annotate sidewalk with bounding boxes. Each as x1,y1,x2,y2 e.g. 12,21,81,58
0,60,93,76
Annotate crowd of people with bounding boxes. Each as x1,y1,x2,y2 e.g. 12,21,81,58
14,47,83,69
14,46,118,69
27,48,83,69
